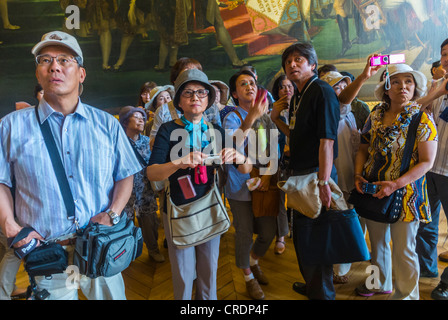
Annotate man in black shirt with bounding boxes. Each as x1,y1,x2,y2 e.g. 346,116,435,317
271,42,340,300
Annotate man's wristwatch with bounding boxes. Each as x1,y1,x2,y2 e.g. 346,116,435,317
105,209,120,225
318,179,329,187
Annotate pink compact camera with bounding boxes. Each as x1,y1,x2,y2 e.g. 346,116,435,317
370,54,405,66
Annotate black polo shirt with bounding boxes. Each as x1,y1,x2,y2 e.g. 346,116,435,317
288,75,340,172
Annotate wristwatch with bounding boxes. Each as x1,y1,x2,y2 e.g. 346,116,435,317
105,209,120,225
318,179,329,187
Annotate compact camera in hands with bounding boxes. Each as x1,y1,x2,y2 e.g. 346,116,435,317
203,154,222,166
362,182,379,195
370,53,405,66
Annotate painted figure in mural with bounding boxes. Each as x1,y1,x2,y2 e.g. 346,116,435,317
152,0,179,71
159,0,247,69
86,0,150,72
333,0,352,56
334,0,374,56
376,0,441,60
59,0,90,37
293,0,312,42
192,0,247,68
0,0,19,30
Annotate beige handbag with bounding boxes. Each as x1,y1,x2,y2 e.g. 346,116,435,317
166,179,230,249
277,172,348,219
165,122,230,249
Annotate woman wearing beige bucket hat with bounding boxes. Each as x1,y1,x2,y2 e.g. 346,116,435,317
341,55,447,299
144,85,175,113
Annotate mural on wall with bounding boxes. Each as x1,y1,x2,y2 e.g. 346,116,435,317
0,0,447,117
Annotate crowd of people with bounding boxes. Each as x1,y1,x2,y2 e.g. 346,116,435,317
1,29,448,301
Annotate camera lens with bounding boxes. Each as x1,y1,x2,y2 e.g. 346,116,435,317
383,56,389,63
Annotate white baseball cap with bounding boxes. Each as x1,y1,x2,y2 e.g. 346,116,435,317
31,31,84,66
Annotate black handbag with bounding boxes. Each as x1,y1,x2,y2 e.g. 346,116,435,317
348,111,422,223
295,208,370,265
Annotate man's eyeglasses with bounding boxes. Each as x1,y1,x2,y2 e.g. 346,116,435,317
35,54,81,67
181,89,209,98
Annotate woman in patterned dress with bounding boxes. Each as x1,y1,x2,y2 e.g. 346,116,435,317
352,63,439,299
119,106,165,262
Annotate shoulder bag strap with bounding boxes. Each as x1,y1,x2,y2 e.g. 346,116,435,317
205,121,219,184
399,111,423,176
129,138,148,167
34,107,75,220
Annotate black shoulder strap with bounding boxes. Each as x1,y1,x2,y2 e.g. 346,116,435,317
34,107,75,220
128,138,148,167
400,111,423,176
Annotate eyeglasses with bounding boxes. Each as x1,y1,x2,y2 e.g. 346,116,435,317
133,114,145,120
181,89,209,98
35,54,80,67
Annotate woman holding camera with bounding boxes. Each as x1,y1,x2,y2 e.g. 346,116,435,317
344,59,441,299
222,70,279,300
146,69,250,300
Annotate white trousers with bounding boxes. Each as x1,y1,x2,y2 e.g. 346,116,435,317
34,245,126,300
0,232,22,300
366,219,420,300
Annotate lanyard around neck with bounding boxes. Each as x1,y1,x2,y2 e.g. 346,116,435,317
293,77,317,115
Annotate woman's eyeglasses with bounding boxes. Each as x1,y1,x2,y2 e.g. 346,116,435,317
181,89,209,98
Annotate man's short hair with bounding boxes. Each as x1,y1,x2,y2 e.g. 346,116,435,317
281,42,318,74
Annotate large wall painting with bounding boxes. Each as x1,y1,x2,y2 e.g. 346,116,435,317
0,0,447,117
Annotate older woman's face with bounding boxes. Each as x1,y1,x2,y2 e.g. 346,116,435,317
232,74,257,104
385,73,416,105
127,112,145,133
178,82,209,116
156,90,172,108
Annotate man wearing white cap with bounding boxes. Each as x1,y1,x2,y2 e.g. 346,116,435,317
0,31,142,300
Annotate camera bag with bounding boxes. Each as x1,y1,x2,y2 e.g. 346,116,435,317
35,106,143,280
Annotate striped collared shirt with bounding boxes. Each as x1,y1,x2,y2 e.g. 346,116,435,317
429,79,448,176
0,99,142,239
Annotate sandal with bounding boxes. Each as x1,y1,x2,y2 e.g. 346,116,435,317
274,240,286,255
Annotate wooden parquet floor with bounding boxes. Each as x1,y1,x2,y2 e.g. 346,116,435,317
13,205,448,301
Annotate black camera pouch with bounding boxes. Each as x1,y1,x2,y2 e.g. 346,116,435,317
24,242,68,277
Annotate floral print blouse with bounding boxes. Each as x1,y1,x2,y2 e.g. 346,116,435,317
361,102,438,222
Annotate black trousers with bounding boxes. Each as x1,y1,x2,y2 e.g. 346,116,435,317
291,165,337,300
